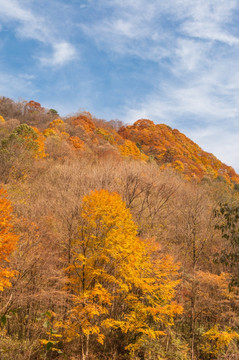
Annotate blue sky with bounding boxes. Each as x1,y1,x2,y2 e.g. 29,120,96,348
0,0,239,171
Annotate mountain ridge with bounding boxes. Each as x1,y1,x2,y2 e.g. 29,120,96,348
0,96,238,187
118,119,239,185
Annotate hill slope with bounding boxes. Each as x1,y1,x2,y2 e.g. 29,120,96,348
0,97,238,186
118,119,239,185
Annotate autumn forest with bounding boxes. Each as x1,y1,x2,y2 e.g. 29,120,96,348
0,96,238,360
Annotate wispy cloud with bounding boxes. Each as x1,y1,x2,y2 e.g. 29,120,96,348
0,0,51,42
178,0,239,45
0,0,239,170
188,126,239,171
0,72,36,98
79,0,239,169
0,0,77,66
82,0,239,57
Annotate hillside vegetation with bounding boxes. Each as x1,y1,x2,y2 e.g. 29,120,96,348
0,96,238,360
119,119,239,185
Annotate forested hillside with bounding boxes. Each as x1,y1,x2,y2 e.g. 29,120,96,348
0,97,238,360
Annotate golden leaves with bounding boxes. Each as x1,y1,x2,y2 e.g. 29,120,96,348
201,325,239,357
0,115,5,123
65,189,182,351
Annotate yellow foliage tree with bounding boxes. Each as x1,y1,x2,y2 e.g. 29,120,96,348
48,118,65,130
0,115,5,124
44,118,70,142
119,140,148,161
0,189,18,291
201,325,239,358
31,126,47,158
65,189,182,359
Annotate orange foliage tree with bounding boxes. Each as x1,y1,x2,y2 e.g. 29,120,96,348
0,188,18,291
68,136,84,150
69,112,96,133
25,100,44,113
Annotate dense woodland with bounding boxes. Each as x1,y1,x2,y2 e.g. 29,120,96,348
0,96,238,360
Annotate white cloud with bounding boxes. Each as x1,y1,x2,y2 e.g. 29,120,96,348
0,0,50,42
0,0,77,66
39,42,76,67
178,0,239,45
19,73,36,80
